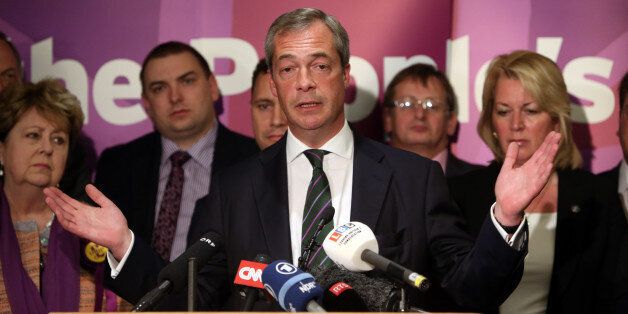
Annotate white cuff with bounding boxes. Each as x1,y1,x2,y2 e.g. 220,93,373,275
489,203,527,250
106,230,135,279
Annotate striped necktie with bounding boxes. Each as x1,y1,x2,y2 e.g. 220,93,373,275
301,149,334,268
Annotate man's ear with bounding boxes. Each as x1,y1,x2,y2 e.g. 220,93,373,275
343,63,351,88
446,112,458,137
208,74,220,102
383,108,393,134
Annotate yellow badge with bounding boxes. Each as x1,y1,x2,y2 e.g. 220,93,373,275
85,242,108,263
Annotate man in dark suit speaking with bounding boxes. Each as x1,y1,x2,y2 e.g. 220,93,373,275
45,8,561,312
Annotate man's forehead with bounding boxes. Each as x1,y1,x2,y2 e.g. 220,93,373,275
144,52,203,80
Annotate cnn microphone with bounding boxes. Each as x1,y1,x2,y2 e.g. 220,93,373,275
322,222,430,291
234,254,270,311
132,231,222,312
321,281,368,312
261,260,326,312
299,206,335,270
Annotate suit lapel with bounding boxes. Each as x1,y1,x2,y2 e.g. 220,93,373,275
253,137,292,260
134,133,162,240
350,136,392,228
552,169,589,298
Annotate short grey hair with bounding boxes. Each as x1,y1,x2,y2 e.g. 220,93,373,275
264,8,350,70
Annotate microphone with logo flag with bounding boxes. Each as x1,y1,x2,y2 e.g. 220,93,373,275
132,231,222,312
234,254,270,311
261,260,326,312
311,263,400,312
322,221,430,291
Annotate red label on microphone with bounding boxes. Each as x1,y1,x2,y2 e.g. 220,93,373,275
328,231,342,242
329,282,352,296
234,260,267,288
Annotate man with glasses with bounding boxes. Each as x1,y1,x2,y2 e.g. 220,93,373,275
0,32,22,92
384,64,479,177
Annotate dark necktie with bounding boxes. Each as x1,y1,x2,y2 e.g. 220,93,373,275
301,149,334,268
153,151,191,261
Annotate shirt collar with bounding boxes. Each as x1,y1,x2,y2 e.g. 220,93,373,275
286,120,354,164
160,118,218,169
618,159,628,194
432,148,448,172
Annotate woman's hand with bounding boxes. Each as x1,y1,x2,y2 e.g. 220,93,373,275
494,131,561,226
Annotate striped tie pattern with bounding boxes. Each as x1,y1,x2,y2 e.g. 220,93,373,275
301,149,334,268
152,151,191,261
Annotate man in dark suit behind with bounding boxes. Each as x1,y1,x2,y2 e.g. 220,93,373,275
598,71,628,311
45,8,561,312
383,63,480,177
93,42,257,304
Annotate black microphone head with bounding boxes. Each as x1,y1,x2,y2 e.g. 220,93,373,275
311,263,401,312
253,253,271,264
322,281,368,312
158,231,223,293
321,206,335,225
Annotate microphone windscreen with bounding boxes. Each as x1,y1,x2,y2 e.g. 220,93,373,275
261,260,323,312
320,206,335,225
311,263,400,312
158,231,222,293
322,282,368,312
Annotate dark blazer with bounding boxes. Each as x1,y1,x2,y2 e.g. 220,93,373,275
445,152,482,178
598,163,628,313
448,162,626,313
182,134,527,312
94,123,258,306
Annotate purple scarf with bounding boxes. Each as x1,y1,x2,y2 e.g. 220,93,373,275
0,187,82,313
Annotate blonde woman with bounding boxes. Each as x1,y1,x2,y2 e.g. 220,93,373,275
448,50,625,313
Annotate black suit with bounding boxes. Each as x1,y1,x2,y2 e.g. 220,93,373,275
445,152,482,178
449,162,626,313
95,123,257,306
185,134,527,311
598,163,628,313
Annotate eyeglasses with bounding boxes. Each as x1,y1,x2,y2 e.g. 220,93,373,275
388,96,448,113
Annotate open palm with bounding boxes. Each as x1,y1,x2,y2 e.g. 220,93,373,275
44,184,132,259
494,131,561,225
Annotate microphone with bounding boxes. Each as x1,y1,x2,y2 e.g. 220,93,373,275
322,222,430,291
299,206,335,270
261,260,326,312
132,231,222,312
311,263,400,312
234,254,270,311
321,281,368,312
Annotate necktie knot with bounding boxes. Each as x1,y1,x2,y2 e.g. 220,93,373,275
304,149,328,170
170,151,191,167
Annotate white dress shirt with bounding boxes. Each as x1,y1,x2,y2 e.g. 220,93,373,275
286,120,354,266
617,159,628,220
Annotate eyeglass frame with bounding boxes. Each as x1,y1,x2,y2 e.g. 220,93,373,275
386,96,452,114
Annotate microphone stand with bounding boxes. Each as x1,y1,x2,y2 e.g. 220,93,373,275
187,258,197,311
298,219,328,270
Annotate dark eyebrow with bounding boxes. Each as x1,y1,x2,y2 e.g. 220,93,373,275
178,71,196,80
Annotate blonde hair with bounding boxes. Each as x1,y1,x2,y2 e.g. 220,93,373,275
0,78,84,145
477,50,581,169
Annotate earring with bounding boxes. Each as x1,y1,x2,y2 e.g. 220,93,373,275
0,161,3,177
492,131,498,139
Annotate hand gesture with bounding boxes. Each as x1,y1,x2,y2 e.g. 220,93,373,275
494,131,561,226
44,184,132,260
